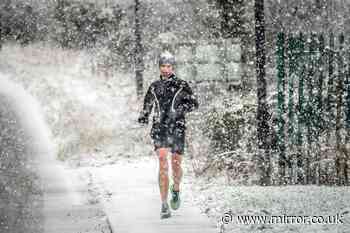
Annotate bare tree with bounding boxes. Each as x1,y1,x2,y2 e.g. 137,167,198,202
134,0,144,98
255,0,271,185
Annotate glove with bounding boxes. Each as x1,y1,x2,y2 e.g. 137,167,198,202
168,111,177,120
138,115,149,125
168,108,185,121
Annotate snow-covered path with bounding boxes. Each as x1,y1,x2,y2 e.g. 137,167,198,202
73,156,219,233
39,158,111,233
0,75,111,233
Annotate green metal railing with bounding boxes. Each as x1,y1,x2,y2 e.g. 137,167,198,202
275,32,350,185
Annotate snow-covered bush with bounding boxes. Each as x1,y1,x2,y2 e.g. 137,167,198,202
0,1,39,45
205,109,245,153
186,88,258,184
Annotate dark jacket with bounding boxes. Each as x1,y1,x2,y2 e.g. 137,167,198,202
138,73,199,138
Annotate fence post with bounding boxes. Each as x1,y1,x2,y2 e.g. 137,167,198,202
313,34,325,185
287,34,298,184
336,33,345,149
326,32,335,141
346,40,350,141
276,32,287,184
191,43,197,81
304,34,317,184
335,33,347,185
316,34,325,135
288,35,297,144
223,39,229,83
296,33,306,184
0,14,2,51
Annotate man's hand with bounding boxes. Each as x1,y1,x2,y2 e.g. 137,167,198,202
138,115,149,125
168,107,185,120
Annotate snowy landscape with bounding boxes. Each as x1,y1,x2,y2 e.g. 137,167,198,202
1,0,350,233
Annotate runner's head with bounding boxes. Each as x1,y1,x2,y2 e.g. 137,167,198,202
158,51,175,78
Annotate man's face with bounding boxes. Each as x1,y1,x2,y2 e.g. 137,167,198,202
159,64,174,78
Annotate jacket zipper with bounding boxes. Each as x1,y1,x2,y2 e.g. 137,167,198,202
151,89,161,122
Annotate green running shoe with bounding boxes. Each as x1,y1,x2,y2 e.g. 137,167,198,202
170,184,181,210
160,202,171,219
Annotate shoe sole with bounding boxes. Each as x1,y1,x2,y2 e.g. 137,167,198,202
160,212,171,219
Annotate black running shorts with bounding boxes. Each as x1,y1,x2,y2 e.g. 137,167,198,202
150,122,185,155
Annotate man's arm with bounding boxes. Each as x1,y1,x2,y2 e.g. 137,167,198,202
179,82,199,114
138,84,154,124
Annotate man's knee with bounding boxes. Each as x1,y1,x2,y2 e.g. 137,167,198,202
172,160,181,168
172,153,182,166
157,148,169,173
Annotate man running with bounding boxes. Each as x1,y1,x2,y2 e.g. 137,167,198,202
138,51,199,219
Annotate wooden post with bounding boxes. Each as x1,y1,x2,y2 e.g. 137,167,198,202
276,32,286,184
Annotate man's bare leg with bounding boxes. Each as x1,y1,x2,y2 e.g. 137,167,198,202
171,152,183,191
157,148,169,203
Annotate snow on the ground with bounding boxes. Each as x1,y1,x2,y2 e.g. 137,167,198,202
73,153,350,233
1,43,349,233
190,176,350,233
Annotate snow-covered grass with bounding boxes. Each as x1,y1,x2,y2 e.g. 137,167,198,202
188,172,350,233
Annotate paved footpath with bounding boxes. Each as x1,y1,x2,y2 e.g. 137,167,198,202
82,156,219,233
38,155,112,233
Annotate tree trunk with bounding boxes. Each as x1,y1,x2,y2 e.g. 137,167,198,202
135,0,144,98
255,0,271,185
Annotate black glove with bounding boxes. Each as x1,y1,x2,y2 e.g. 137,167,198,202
168,107,186,121
138,115,149,124
168,111,177,120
